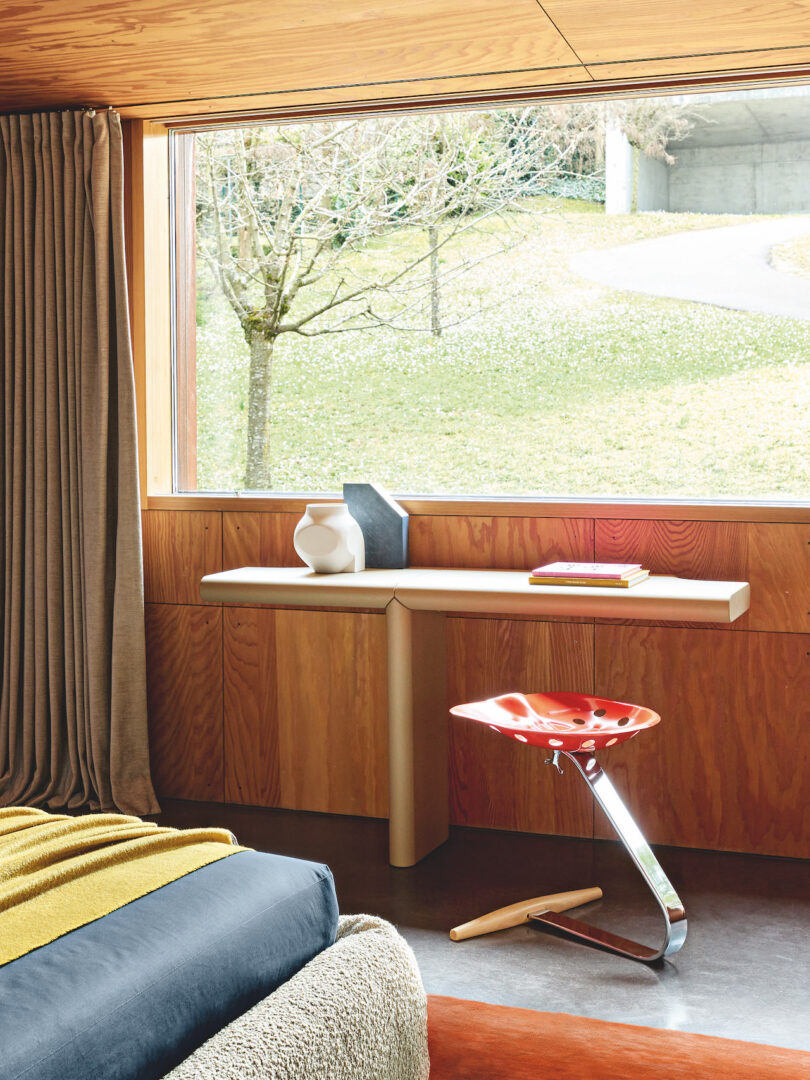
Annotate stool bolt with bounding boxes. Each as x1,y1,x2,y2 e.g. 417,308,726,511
544,750,564,774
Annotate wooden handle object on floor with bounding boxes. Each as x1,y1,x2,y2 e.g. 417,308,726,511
449,887,603,942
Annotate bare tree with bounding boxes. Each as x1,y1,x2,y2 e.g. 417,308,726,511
397,107,604,337
613,98,700,164
196,108,599,488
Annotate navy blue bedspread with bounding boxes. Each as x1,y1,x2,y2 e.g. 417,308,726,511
0,850,338,1080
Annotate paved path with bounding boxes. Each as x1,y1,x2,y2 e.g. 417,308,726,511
570,216,810,320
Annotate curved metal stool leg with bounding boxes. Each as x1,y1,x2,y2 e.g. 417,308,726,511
530,751,687,963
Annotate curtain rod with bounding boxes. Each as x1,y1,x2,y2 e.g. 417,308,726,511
0,105,116,119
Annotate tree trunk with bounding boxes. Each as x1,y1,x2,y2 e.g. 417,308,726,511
428,224,441,338
244,329,275,489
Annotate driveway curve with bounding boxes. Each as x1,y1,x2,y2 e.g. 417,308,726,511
570,216,810,321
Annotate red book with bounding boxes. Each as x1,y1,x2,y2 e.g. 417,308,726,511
530,562,643,580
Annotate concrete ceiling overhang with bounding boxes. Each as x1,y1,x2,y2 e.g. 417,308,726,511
671,87,810,147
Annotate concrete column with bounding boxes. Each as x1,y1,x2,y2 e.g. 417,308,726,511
606,112,670,213
605,112,634,214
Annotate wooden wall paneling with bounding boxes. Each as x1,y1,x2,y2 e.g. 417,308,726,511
594,625,810,858
409,515,594,569
594,516,746,629
223,607,280,806
595,518,810,632
223,511,302,571
447,618,595,836
746,523,810,634
144,604,224,801
275,610,388,817
595,517,747,584
142,509,222,604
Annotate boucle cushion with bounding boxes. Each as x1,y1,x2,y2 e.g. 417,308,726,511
166,914,429,1080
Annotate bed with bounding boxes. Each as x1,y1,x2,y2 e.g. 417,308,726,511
0,809,429,1080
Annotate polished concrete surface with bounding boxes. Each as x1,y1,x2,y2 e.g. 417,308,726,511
159,800,810,1052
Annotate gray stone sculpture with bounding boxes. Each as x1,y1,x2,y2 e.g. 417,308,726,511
342,483,409,569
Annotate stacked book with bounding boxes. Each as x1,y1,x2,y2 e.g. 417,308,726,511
528,562,650,588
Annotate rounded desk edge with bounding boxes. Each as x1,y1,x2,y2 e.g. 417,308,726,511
199,567,397,609
199,568,751,624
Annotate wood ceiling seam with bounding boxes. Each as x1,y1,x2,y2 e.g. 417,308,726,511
585,67,810,90
108,62,594,112
585,41,810,70
129,65,810,122
585,59,810,83
533,0,587,67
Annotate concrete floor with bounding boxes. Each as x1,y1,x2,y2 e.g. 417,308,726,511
158,800,810,1053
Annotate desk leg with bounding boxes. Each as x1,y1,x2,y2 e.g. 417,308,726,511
386,599,449,867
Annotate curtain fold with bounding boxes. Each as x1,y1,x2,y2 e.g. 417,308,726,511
0,110,158,815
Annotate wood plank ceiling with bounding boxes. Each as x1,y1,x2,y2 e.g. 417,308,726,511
1,0,809,117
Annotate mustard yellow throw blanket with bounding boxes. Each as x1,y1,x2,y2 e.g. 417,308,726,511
0,807,242,965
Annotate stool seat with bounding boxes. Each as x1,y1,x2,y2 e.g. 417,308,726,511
450,691,659,752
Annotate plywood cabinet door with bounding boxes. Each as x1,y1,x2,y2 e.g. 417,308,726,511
275,610,389,818
144,604,223,801
220,606,389,817
223,607,281,807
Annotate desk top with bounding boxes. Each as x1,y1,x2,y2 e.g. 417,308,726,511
200,566,750,623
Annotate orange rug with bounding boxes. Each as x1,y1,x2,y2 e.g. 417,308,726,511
427,995,810,1079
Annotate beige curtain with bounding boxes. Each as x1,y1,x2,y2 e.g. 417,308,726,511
0,110,158,814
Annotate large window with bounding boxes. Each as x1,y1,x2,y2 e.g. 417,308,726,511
171,87,810,500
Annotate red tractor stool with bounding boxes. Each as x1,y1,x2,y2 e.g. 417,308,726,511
449,691,687,964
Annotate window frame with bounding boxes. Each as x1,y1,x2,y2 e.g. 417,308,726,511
126,82,810,526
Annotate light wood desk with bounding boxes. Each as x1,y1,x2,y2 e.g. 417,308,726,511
201,567,750,867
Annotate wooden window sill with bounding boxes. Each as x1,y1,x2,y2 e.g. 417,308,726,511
145,492,810,523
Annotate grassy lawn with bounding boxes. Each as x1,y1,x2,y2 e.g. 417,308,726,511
194,199,810,499
772,234,810,280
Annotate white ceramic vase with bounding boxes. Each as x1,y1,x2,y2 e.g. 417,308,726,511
293,503,365,574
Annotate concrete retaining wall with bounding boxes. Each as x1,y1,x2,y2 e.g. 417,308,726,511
637,154,669,212
668,139,810,214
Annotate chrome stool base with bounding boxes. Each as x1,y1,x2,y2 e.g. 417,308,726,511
530,750,687,963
